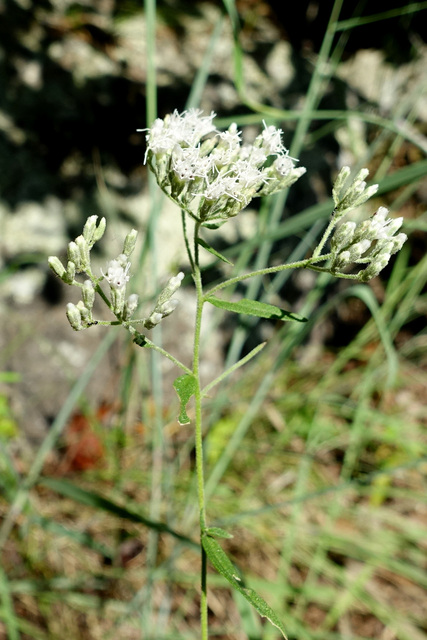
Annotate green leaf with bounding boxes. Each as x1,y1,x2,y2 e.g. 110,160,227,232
205,526,234,539
197,238,234,265
206,296,307,323
201,221,227,230
173,374,197,425
202,535,288,638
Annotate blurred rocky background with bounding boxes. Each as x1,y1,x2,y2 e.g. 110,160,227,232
0,0,426,441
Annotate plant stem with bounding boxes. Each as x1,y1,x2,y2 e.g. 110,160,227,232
191,220,209,640
205,254,332,297
137,334,193,375
312,213,337,258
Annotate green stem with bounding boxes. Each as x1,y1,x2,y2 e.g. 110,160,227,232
312,212,338,259
182,209,195,272
191,220,209,640
140,336,193,375
205,254,332,297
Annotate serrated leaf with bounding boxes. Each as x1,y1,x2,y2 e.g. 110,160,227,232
173,374,197,425
197,238,234,265
202,535,287,638
205,526,234,539
206,296,307,323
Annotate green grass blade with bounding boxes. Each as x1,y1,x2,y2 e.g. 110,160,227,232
0,564,20,640
38,477,198,549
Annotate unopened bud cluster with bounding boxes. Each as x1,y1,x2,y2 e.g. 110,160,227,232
144,272,184,329
309,167,408,281
48,216,183,333
330,206,407,281
142,109,306,222
332,166,379,216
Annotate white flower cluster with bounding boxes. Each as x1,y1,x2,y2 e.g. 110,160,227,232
48,216,184,332
143,109,306,222
330,206,407,281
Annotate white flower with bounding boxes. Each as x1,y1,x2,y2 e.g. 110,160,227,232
233,160,267,188
239,145,268,166
203,176,241,201
102,258,131,290
273,154,295,177
143,111,306,221
259,122,287,155
172,145,212,181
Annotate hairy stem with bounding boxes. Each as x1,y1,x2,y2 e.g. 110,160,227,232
206,254,332,297
191,220,209,639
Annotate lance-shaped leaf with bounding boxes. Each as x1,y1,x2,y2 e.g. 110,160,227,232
206,296,307,322
197,238,234,265
202,534,288,638
173,374,197,425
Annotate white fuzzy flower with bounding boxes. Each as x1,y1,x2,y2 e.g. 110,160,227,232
203,176,241,201
259,122,287,155
102,258,131,290
273,154,295,177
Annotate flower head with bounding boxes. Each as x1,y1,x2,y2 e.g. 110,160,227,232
143,111,305,223
330,206,407,280
102,255,131,290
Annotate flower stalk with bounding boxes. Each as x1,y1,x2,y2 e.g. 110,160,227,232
48,110,408,640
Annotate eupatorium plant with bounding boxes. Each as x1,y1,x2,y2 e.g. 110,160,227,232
49,109,407,639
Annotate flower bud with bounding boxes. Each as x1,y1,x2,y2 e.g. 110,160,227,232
352,219,374,243
123,293,139,321
330,221,356,254
347,239,371,261
123,229,138,257
390,233,407,254
77,300,91,323
384,217,404,237
75,235,90,270
156,272,184,307
144,312,163,330
82,280,95,310
333,166,378,215
110,286,126,316
48,256,66,280
82,215,106,247
351,183,379,209
159,298,179,317
332,250,351,270
67,241,81,270
66,261,76,283
332,166,351,205
359,253,390,281
66,303,83,331
83,216,97,245
92,217,106,244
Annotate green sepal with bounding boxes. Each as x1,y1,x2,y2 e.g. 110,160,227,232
197,238,234,265
173,374,197,425
202,535,288,638
206,296,307,322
